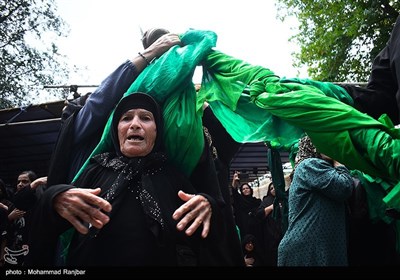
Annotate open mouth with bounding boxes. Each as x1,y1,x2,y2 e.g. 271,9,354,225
127,135,144,141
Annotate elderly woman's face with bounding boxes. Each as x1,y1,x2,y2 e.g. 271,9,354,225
118,108,157,157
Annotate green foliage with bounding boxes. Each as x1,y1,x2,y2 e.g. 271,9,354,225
275,0,399,82
0,0,71,109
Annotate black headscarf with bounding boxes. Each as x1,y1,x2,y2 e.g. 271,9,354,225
111,92,164,156
239,183,254,196
90,92,168,236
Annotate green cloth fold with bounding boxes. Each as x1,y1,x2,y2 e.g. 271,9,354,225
74,29,217,179
199,50,400,183
70,28,400,252
73,28,400,223
198,49,400,251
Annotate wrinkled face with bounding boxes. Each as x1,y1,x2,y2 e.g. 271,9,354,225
17,174,31,192
117,108,157,157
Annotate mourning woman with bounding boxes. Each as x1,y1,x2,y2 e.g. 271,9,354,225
231,172,262,241
28,93,227,266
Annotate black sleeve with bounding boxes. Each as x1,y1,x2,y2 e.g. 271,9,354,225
190,142,226,208
202,106,241,166
47,111,79,187
198,192,225,240
255,197,267,220
25,184,75,266
338,84,399,124
12,186,37,211
338,16,400,124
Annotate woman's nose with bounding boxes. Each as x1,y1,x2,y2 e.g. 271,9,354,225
129,116,141,128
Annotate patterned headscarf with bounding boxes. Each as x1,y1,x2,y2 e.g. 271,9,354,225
294,135,321,169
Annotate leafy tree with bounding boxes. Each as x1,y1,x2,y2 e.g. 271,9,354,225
0,0,71,109
275,0,399,82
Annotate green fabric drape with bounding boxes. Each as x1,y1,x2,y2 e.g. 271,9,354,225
267,146,288,234
74,29,217,180
67,29,400,253
199,50,400,182
198,49,400,250
198,50,400,192
72,28,400,228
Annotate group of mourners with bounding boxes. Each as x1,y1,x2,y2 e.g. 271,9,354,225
1,14,400,268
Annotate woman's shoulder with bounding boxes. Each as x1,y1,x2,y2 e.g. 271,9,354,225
298,157,330,169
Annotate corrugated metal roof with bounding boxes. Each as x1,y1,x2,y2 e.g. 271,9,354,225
0,101,64,187
229,142,290,183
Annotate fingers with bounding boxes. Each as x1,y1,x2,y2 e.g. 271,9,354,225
148,33,181,56
67,216,91,235
31,176,47,189
184,211,211,238
9,209,26,220
82,188,112,212
158,33,181,47
54,188,112,235
172,191,212,238
172,190,195,220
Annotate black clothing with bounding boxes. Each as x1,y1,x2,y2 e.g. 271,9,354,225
255,195,283,266
231,186,262,242
4,185,45,266
241,233,265,266
46,109,81,187
47,61,141,186
28,153,226,266
340,15,400,124
339,17,400,264
346,178,399,265
67,152,221,266
27,94,235,266
199,106,245,266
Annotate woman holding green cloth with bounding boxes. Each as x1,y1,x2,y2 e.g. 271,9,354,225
27,93,232,266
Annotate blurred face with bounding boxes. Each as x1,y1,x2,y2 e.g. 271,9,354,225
245,241,254,252
17,174,31,192
118,108,157,157
270,184,276,196
241,184,252,196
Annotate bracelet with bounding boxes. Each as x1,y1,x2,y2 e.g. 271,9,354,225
138,52,151,66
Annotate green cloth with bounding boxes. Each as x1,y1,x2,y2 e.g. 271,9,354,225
72,29,400,244
197,49,400,251
199,50,400,182
74,29,400,210
267,146,288,234
74,29,217,180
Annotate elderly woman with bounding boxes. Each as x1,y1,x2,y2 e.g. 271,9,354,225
28,93,227,266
